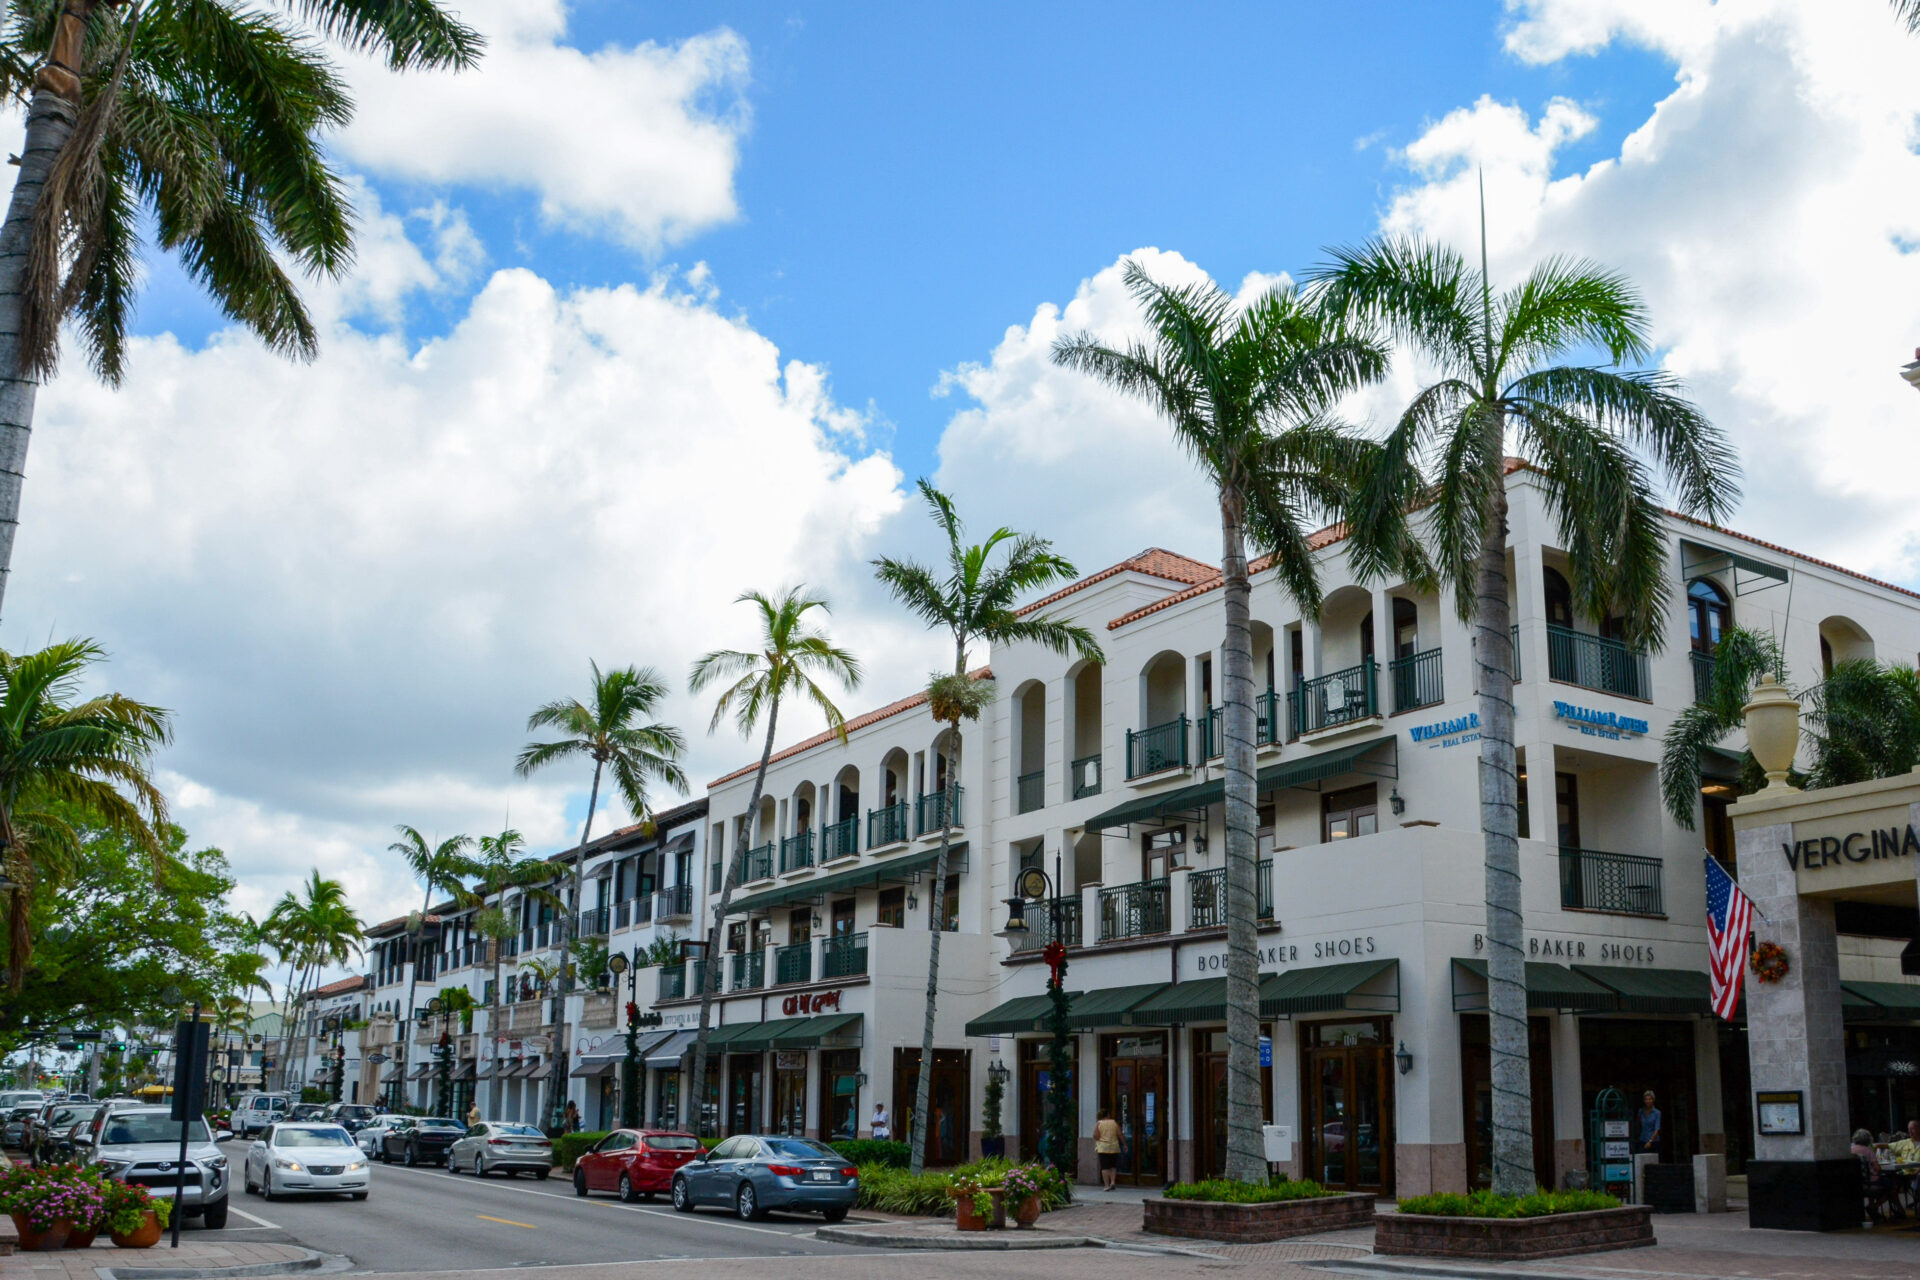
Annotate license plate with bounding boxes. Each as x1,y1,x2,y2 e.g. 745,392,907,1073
810,1170,832,1182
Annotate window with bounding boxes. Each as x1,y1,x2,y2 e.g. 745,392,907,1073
1688,580,1730,653
788,907,812,946
642,1134,701,1151
1543,568,1574,628
1516,770,1580,847
877,887,905,928
1361,610,1375,662
1142,827,1185,880
941,873,960,932
1392,598,1418,659
1322,785,1378,841
727,921,747,953
831,898,855,937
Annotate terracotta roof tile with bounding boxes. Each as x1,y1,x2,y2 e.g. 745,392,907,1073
1016,548,1217,616
708,666,993,788
309,974,369,998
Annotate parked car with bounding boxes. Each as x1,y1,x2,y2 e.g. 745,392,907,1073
242,1123,368,1201
289,1103,330,1122
574,1129,700,1202
354,1114,408,1157
29,1099,94,1165
2,1101,44,1148
379,1116,463,1166
447,1122,553,1179
231,1092,291,1138
669,1135,856,1221
81,1105,231,1228
325,1104,377,1133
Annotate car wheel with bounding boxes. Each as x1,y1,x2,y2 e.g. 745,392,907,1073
404,1144,419,1167
260,1173,275,1202
618,1173,638,1204
201,1198,229,1230
822,1207,848,1224
572,1169,587,1197
534,1168,549,1182
736,1182,764,1221
671,1176,694,1213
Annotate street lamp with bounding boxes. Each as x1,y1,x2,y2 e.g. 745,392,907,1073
425,998,451,1117
998,853,1075,1177
608,950,643,1128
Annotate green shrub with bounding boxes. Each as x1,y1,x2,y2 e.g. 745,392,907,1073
827,1139,910,1168
1395,1189,1621,1219
551,1131,611,1169
1165,1178,1337,1204
853,1158,1072,1215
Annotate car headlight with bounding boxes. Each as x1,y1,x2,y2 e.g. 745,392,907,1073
207,1156,228,1170
274,1159,304,1171
97,1159,131,1176
347,1161,366,1171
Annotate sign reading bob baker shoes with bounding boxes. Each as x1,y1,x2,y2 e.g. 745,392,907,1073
1189,933,1380,976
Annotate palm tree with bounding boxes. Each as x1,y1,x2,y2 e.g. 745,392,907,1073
0,1,481,618
874,482,1101,1174
470,828,560,1046
1659,627,1782,826
264,870,361,1096
388,824,476,1091
1307,230,1738,1194
0,637,169,989
516,663,687,1131
687,588,861,1139
1895,2,1920,35
1052,266,1384,1182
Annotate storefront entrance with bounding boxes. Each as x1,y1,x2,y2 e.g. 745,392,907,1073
1193,1026,1273,1181
773,1052,806,1136
894,1047,971,1166
819,1049,861,1142
1579,1019,1695,1162
1018,1037,1076,1165
1460,1014,1555,1189
726,1053,762,1136
1301,1019,1394,1194
1100,1033,1166,1186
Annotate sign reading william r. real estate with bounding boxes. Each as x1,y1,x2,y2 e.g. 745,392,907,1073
1408,712,1478,749
1552,701,1648,740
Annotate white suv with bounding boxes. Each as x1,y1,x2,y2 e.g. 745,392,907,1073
83,1106,230,1229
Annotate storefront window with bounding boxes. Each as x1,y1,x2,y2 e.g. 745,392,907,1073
894,1047,971,1166
1019,1038,1076,1165
820,1049,861,1142
727,1054,762,1135
1302,1016,1395,1194
773,1052,807,1136
653,1069,680,1129
1100,1032,1166,1185
1193,1027,1273,1180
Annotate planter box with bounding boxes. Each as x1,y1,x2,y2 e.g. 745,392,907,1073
1376,1206,1654,1262
1144,1193,1375,1243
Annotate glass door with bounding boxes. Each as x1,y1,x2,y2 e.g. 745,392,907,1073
726,1054,762,1136
1102,1034,1166,1185
773,1054,807,1136
1301,1020,1395,1194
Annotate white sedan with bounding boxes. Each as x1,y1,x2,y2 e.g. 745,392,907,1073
355,1115,409,1158
243,1124,370,1201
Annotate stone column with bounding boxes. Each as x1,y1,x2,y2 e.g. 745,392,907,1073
1552,1013,1585,1187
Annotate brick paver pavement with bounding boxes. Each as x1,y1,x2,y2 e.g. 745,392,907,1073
0,1240,311,1280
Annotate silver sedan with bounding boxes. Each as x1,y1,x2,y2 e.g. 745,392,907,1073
447,1122,553,1178
243,1123,370,1201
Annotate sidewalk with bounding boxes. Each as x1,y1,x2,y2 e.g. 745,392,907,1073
0,1241,321,1280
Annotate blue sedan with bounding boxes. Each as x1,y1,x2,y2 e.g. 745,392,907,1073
671,1135,857,1221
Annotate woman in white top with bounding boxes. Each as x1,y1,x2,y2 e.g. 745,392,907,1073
871,1104,891,1140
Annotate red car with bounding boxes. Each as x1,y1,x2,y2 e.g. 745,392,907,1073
572,1129,704,1202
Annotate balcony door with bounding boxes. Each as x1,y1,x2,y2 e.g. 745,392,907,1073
1321,785,1378,841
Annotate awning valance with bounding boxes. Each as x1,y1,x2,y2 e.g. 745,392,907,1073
1450,959,1619,1014
726,844,968,916
965,995,1056,1037
1842,980,1920,1020
523,1060,554,1081
963,983,1167,1035
453,1061,477,1082
717,1018,810,1054
644,1029,696,1068
1127,959,1401,1024
408,1062,433,1080
1085,738,1395,832
570,1056,618,1079
1571,965,1712,1015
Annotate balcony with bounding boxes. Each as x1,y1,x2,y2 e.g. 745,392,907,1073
656,883,692,921
1202,696,1279,757
1011,896,1082,953
1559,848,1664,917
1016,770,1044,814
506,1002,550,1033
614,900,630,930
822,932,869,979
580,992,616,1029
691,959,710,997
631,893,653,926
1099,879,1170,941
575,906,610,938
1288,661,1379,737
822,816,859,861
1390,648,1444,714
775,942,812,986
1187,862,1275,928
743,843,775,882
730,950,764,990
1072,754,1102,799
1546,625,1650,701
868,801,910,847
916,787,963,836
779,830,814,874
659,966,686,1001
1127,716,1190,779
1691,650,1715,703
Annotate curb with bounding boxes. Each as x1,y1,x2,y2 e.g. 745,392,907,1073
103,1247,346,1280
815,1225,1099,1251
1302,1259,1615,1280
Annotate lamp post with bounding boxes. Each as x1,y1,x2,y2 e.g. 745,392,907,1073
608,950,645,1128
998,852,1075,1179
324,1016,345,1104
426,997,451,1117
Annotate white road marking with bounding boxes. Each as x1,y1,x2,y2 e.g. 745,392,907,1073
227,1204,281,1229
394,1167,827,1239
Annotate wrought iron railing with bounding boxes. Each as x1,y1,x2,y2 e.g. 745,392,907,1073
1017,770,1044,814
1559,848,1664,916
1072,754,1102,799
743,843,775,882
730,950,763,990
575,906,610,938
631,893,654,926
1012,896,1083,953
822,932,869,979
1546,625,1650,700
1288,661,1379,737
1203,696,1279,757
1098,878,1170,941
1390,648,1444,714
659,966,686,1001
868,801,910,847
1127,716,1190,778
916,786,963,835
779,830,814,874
1187,861,1275,928
657,883,692,919
1690,650,1715,704
821,816,859,861
775,942,812,985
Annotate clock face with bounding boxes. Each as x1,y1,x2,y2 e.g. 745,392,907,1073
1016,867,1050,901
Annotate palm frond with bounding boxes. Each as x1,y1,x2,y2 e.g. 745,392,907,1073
281,0,484,71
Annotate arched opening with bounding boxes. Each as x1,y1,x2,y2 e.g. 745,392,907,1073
1132,651,1189,777
825,764,860,859
1542,567,1574,629
1819,616,1875,676
871,749,911,847
1015,681,1047,814
1069,662,1104,797
1301,586,1379,733
1687,579,1731,652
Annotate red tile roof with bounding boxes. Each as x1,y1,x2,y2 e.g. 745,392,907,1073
708,666,993,788
1016,548,1218,617
309,974,369,998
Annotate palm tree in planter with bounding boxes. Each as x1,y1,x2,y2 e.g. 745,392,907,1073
1052,265,1385,1182
388,825,476,1088
516,663,686,1132
0,1,481,617
874,481,1101,1174
688,588,860,1140
1308,235,1738,1194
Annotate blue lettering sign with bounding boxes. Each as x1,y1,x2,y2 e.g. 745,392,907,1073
1551,701,1648,738
1408,712,1480,744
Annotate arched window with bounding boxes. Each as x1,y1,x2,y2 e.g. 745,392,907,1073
1687,579,1731,653
1543,568,1574,629
1392,597,1419,659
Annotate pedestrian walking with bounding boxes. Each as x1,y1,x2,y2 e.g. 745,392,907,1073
1636,1091,1662,1157
870,1103,890,1141
466,1100,480,1127
1094,1108,1122,1191
564,1099,581,1133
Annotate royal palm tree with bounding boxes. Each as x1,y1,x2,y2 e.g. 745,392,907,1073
874,482,1101,1174
687,588,861,1138
265,870,360,1095
470,828,559,1043
388,824,476,1087
1308,229,1738,1194
1052,266,1384,1182
516,663,687,1131
0,637,168,989
0,1,481,617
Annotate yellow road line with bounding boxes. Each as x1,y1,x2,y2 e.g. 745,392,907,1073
477,1214,538,1229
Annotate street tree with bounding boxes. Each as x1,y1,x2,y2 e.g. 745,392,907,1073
471,828,560,1046
874,482,1100,1174
263,869,361,1093
388,824,476,1081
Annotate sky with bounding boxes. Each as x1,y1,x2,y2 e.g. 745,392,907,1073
8,0,1920,936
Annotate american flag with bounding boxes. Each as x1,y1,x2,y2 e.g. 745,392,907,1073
1705,856,1754,1021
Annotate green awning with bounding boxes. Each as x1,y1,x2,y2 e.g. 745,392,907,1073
1084,738,1394,833
719,1018,810,1053
1680,539,1789,589
965,983,1167,1035
1842,981,1920,1019
966,994,1057,1037
1700,746,1748,780
1263,959,1400,1014
1451,959,1619,1013
768,1012,863,1048
703,1020,765,1048
1571,965,1712,1015
726,843,968,916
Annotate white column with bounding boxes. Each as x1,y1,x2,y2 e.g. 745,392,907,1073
1553,1012,1584,1187
1371,584,1394,714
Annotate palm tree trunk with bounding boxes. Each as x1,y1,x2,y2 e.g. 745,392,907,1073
909,714,960,1176
692,698,779,1138
1218,489,1267,1184
1475,475,1535,1196
547,760,603,1133
403,884,433,1108
0,2,101,621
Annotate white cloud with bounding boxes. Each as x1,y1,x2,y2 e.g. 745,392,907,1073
332,0,749,252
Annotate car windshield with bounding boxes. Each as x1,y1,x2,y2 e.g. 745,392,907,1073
416,1118,463,1131
494,1125,544,1137
101,1114,212,1146
275,1128,354,1147
643,1134,701,1151
761,1138,837,1159
335,1107,373,1119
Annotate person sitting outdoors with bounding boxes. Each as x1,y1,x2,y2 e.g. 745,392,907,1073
1890,1120,1920,1166
1853,1128,1902,1221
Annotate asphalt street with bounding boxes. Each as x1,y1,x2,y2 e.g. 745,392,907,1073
195,1140,872,1272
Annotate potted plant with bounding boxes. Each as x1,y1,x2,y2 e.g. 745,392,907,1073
948,1168,1006,1231
980,1068,1006,1160
1002,1163,1055,1227
105,1180,170,1249
3,1166,105,1252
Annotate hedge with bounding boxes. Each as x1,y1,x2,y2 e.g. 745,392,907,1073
854,1158,1071,1215
552,1132,611,1169
1395,1189,1621,1218
826,1139,910,1168
1164,1177,1339,1203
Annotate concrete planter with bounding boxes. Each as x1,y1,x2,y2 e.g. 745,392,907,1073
1376,1205,1655,1261
1144,1192,1375,1243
